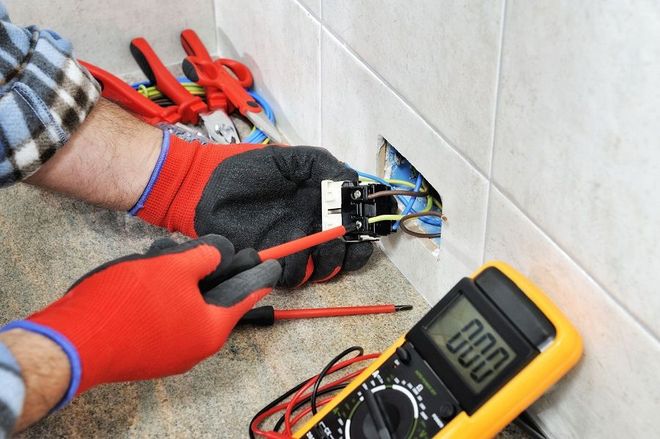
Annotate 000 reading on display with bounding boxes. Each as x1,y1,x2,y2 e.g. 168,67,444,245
427,295,515,393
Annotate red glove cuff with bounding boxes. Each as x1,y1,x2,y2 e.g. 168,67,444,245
137,133,264,237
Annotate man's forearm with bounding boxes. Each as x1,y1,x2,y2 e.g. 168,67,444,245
0,330,71,433
26,98,162,211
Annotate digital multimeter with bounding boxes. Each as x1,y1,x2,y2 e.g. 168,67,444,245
294,261,582,439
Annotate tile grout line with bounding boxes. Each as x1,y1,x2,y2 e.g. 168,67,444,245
491,184,660,346
292,0,321,22
318,22,490,181
319,1,324,145
289,0,323,144
291,0,660,346
211,0,219,57
482,0,508,265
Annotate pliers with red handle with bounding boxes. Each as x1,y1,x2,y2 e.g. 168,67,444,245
179,29,255,143
182,40,283,144
79,60,179,125
79,60,207,141
130,34,242,144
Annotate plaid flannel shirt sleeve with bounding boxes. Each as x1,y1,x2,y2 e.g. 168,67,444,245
0,343,24,438
0,3,100,187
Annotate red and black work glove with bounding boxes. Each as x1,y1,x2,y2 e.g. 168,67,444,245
132,131,373,287
1,235,280,406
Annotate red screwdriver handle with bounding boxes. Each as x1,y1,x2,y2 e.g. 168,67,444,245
80,60,180,125
183,56,262,116
180,29,229,112
130,37,207,124
257,226,349,262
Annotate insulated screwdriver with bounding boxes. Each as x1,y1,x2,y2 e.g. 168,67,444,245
238,304,413,326
256,225,351,262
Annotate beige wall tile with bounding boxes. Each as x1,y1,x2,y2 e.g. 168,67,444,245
3,0,216,75
493,0,660,337
485,189,660,438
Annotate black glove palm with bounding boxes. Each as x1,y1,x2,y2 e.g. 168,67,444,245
136,135,373,287
195,146,373,287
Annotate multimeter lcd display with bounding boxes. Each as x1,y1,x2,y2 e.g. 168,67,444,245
427,295,516,393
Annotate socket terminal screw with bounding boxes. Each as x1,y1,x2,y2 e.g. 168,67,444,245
351,189,362,200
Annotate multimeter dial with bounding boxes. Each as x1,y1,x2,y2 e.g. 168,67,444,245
347,381,417,438
307,344,459,439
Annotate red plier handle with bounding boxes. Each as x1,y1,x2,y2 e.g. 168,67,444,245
180,29,231,113
79,60,180,126
182,56,261,116
130,37,207,124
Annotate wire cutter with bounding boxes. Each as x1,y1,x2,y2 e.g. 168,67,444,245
130,36,239,144
180,29,255,144
182,45,284,144
79,60,208,141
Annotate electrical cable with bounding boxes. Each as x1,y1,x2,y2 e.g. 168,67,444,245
386,178,417,188
272,383,347,432
393,173,422,231
250,350,379,438
368,214,404,223
513,411,548,439
355,170,391,185
398,211,445,238
248,353,380,439
310,346,363,415
251,345,537,438
243,90,275,144
366,189,427,200
131,78,275,145
283,355,378,436
355,170,444,229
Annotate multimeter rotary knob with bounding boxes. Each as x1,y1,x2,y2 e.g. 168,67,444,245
348,387,416,439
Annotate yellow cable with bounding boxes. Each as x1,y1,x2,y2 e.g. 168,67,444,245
368,214,404,223
385,178,416,188
421,194,433,212
136,84,205,99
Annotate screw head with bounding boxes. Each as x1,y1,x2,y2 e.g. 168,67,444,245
355,220,363,229
352,189,362,199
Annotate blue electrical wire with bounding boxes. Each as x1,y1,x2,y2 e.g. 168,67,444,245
393,174,422,231
243,90,274,144
355,171,390,186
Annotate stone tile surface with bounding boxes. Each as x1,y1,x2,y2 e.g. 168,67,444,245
493,0,660,336
323,0,504,173
2,0,216,76
215,0,321,145
321,29,488,303
485,188,660,438
0,184,526,437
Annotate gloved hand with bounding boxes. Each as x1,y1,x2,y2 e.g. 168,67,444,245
133,131,374,287
1,235,280,404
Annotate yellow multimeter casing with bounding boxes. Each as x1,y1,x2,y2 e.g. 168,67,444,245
294,261,582,439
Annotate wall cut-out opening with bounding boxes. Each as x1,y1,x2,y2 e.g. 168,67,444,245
374,137,445,249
